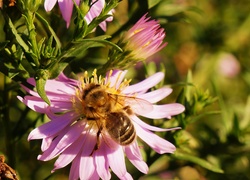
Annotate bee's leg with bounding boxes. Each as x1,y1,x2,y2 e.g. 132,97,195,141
123,105,133,115
95,128,102,150
90,126,103,156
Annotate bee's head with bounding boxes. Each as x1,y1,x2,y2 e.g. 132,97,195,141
87,90,108,107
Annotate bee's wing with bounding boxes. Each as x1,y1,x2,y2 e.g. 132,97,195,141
108,93,153,114
124,96,153,114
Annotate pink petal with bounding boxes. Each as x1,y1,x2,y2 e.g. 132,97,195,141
69,153,81,180
89,170,100,180
19,85,74,105
17,96,48,113
125,97,153,115
131,115,181,132
38,121,86,161
49,94,73,102
79,132,97,179
106,146,127,178
58,0,80,28
94,142,111,180
98,9,114,31
27,73,77,87
44,79,76,95
20,84,39,97
52,136,85,172
123,72,164,94
21,79,76,100
106,70,127,89
138,104,185,119
57,72,78,86
22,77,75,97
28,111,75,140
44,0,57,11
84,0,113,31
134,123,176,154
38,130,65,161
121,173,133,180
80,156,96,180
137,87,173,103
125,142,148,174
41,136,53,151
98,21,107,31
18,96,73,115
49,101,74,113
58,0,74,28
26,77,35,86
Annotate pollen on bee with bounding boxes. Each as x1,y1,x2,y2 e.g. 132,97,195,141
72,69,136,120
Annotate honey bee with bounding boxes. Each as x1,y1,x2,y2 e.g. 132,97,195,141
82,83,151,152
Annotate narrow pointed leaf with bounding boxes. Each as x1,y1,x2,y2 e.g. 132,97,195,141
36,12,62,50
172,150,224,173
6,15,30,53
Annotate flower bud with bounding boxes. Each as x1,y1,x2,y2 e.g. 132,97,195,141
105,14,167,70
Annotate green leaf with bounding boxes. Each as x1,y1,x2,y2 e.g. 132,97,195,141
189,110,221,124
35,69,51,105
0,41,10,51
241,95,250,129
148,0,161,9
6,15,30,53
172,150,224,173
32,35,113,101
37,37,46,55
46,40,105,79
74,35,122,52
58,36,112,63
47,61,68,80
232,114,240,138
35,12,62,50
154,3,188,16
60,41,103,60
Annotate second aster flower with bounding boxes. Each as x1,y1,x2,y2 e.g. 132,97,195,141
122,14,167,60
18,70,184,179
104,14,167,70
44,0,113,29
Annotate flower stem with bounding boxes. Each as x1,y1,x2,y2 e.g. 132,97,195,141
25,11,40,67
1,76,16,168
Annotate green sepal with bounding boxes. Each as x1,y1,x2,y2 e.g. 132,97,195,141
34,69,50,105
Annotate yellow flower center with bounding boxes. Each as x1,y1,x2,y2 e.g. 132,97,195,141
72,70,131,118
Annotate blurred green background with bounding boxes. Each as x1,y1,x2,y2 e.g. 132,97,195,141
1,0,250,179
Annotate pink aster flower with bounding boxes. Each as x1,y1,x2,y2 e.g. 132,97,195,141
44,0,113,29
104,14,167,70
84,0,114,31
217,53,241,78
18,70,184,179
122,13,167,60
44,0,80,28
